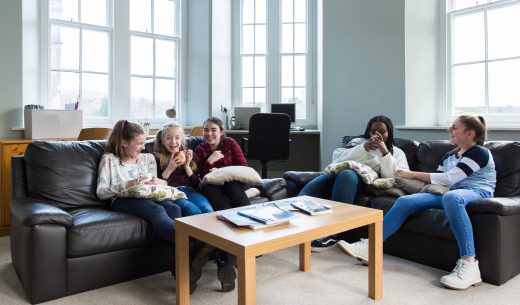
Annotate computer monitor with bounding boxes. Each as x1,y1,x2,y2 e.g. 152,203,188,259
270,103,295,123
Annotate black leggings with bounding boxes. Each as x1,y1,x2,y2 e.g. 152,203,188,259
202,181,250,211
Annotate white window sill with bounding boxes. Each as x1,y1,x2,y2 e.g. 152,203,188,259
396,125,520,131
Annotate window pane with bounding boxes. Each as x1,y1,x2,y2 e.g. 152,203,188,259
488,59,520,114
131,36,153,75
452,63,485,114
241,56,254,87
488,4,520,60
242,88,254,105
242,25,254,54
255,25,266,54
294,55,306,86
281,87,294,103
156,39,175,78
294,0,306,23
295,87,306,119
254,88,266,105
451,0,487,11
452,12,484,64
154,0,175,36
294,23,307,53
130,0,152,32
81,0,107,26
255,0,266,23
82,73,109,118
50,25,79,70
242,0,254,24
281,24,294,53
131,77,153,118
281,0,293,23
155,79,176,119
83,30,109,73
49,71,79,109
254,56,266,87
49,0,78,22
281,55,294,87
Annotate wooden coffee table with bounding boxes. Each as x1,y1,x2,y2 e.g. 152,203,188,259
175,195,383,305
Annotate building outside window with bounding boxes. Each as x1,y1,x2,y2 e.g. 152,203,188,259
447,0,520,124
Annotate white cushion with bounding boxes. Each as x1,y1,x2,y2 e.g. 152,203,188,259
202,166,263,186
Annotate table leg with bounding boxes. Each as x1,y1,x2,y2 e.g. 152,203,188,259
368,219,383,300
237,255,256,305
299,241,311,272
175,229,190,305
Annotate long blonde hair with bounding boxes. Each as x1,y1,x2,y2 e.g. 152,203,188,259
153,121,196,171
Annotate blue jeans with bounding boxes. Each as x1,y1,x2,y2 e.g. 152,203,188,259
177,186,214,215
383,188,492,257
112,197,181,242
298,169,366,204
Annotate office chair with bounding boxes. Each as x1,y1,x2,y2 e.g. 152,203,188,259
77,128,112,140
240,113,291,178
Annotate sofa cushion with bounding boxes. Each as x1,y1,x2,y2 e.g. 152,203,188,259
24,141,108,209
415,141,456,173
67,208,161,257
485,141,520,197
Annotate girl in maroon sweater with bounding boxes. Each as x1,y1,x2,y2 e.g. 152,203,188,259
194,117,251,292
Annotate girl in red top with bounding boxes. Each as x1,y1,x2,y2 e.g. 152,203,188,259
194,117,250,210
194,117,250,292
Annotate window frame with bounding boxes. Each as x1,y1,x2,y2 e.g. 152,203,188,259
445,0,520,125
41,0,185,127
232,0,317,127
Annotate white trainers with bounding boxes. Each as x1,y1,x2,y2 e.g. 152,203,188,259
440,258,482,290
338,239,369,265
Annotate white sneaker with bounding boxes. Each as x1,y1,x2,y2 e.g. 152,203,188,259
338,239,369,265
440,259,482,290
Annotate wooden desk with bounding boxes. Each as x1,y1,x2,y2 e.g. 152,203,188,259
175,196,383,304
0,139,33,236
226,130,321,178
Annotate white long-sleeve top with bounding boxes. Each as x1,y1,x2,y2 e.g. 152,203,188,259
331,138,409,178
96,153,158,200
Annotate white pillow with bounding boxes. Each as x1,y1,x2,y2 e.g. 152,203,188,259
202,166,263,186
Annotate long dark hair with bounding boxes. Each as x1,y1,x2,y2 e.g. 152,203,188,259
106,120,144,163
362,115,395,154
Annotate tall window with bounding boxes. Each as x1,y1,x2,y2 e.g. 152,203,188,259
237,0,315,125
447,0,520,124
45,0,181,126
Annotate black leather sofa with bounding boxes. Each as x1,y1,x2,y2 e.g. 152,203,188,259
284,137,520,286
10,137,287,304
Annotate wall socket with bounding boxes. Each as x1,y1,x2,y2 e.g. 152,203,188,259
221,105,228,113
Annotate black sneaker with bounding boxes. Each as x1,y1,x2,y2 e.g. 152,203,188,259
311,235,338,252
215,251,237,292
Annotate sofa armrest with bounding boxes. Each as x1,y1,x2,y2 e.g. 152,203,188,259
11,197,74,227
257,178,287,200
283,171,322,197
467,196,520,216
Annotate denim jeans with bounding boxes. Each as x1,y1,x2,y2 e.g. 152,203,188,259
383,188,492,257
298,169,366,204
112,197,181,242
178,186,214,214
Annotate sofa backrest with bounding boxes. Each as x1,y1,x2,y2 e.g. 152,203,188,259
143,136,204,153
340,136,520,197
24,140,108,209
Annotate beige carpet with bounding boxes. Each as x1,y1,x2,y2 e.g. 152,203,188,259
1,236,518,305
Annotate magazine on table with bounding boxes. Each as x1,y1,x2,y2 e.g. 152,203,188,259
217,202,296,229
237,202,296,225
290,199,332,215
